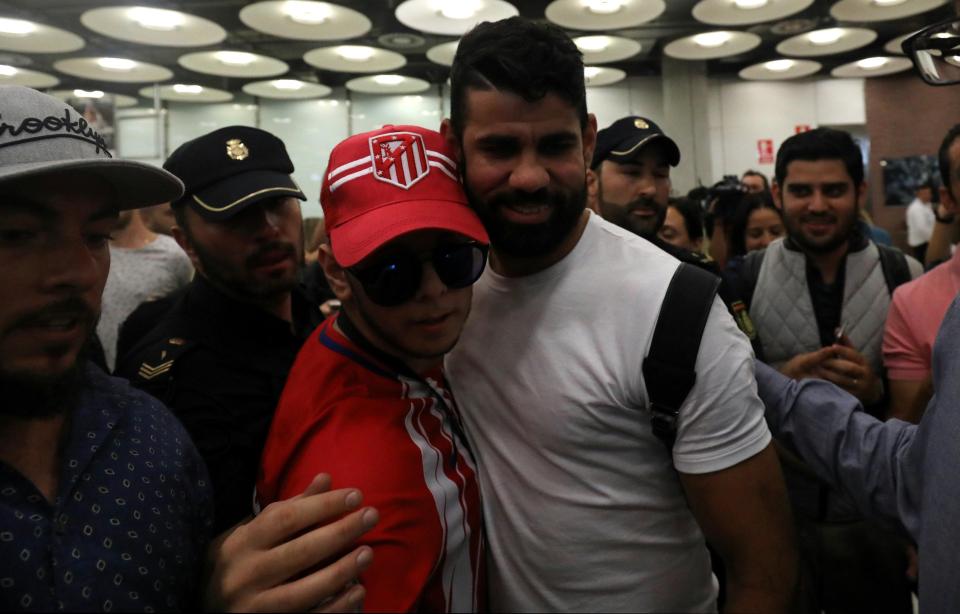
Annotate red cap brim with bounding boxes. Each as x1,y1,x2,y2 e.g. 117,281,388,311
329,198,489,268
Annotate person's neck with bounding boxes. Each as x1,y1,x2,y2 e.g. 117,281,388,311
113,212,157,250
489,209,591,278
0,413,67,503
806,242,849,285
335,308,441,376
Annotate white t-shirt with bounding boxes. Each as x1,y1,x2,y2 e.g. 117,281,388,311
98,234,193,370
906,198,935,247
446,213,771,612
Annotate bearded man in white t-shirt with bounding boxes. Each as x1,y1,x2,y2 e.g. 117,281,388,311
441,17,797,613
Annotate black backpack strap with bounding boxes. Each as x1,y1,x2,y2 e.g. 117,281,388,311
738,248,766,310
876,244,912,295
643,263,721,452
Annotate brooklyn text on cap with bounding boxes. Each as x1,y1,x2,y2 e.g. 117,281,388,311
321,124,489,268
0,85,183,209
163,125,306,222
592,116,681,169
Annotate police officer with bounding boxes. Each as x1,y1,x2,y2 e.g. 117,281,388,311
587,116,760,354
116,126,323,534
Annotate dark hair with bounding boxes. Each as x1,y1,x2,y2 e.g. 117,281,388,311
742,169,769,191
668,197,704,243
937,123,960,198
449,16,587,139
774,128,863,188
729,191,779,257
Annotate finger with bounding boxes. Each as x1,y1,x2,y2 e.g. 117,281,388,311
260,546,373,612
820,358,866,380
261,507,379,588
828,344,867,365
249,488,366,549
295,474,333,500
312,584,365,613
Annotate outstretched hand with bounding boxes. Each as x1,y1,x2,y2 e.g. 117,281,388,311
203,474,379,612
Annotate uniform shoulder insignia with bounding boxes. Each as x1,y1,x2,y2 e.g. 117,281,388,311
137,337,194,381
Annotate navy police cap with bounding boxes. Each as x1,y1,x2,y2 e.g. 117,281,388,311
164,125,305,221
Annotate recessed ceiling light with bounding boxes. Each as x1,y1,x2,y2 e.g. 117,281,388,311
582,0,625,14
0,65,18,77
873,0,906,5
283,1,333,25
934,32,956,39
173,84,203,94
584,66,603,78
694,32,732,48
857,56,889,69
576,36,611,52
214,51,257,65
373,74,405,85
734,0,768,8
336,45,375,61
127,7,185,31
807,28,843,45
0,17,36,36
97,58,137,71
73,89,104,98
765,59,796,71
438,0,482,20
272,79,304,90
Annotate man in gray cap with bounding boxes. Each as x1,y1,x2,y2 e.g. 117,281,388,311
115,126,324,535
0,86,376,612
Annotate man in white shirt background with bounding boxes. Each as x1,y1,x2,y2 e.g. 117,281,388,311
906,183,936,262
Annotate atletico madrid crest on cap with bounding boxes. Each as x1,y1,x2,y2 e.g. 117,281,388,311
369,131,430,190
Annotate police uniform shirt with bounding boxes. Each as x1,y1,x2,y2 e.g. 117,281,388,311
115,274,323,534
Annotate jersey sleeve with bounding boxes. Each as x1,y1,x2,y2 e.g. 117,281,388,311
262,398,445,613
672,296,772,474
883,286,930,381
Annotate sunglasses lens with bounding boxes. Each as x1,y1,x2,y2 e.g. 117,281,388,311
434,243,488,289
353,254,421,307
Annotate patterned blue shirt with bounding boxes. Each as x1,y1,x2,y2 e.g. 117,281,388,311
0,364,213,612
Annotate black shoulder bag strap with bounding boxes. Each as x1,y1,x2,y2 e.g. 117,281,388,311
876,243,912,295
642,263,721,452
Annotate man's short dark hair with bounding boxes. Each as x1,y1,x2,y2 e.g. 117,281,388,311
668,197,704,243
938,123,960,198
449,16,588,139
774,128,864,188
742,169,769,191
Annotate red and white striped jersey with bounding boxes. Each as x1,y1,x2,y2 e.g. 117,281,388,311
257,315,485,612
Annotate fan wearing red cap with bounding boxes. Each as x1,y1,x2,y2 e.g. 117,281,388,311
257,125,488,612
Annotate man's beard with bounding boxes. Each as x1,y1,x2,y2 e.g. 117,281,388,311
463,181,587,258
193,239,303,300
784,208,857,254
600,194,666,241
0,341,90,420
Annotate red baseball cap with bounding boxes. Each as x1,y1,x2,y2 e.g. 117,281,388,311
320,125,488,268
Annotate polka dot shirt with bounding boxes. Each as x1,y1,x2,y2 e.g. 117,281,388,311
0,364,214,612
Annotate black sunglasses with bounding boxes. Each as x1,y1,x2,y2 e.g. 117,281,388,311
349,241,489,307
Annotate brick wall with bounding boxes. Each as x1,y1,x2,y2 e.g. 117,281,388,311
865,74,960,248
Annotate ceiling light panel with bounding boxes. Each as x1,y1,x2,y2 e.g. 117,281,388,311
304,46,406,73
394,0,518,36
693,0,815,26
0,19,84,54
545,0,666,31
80,6,226,47
240,1,371,41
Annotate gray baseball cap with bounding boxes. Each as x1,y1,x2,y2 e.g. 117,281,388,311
0,85,183,209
